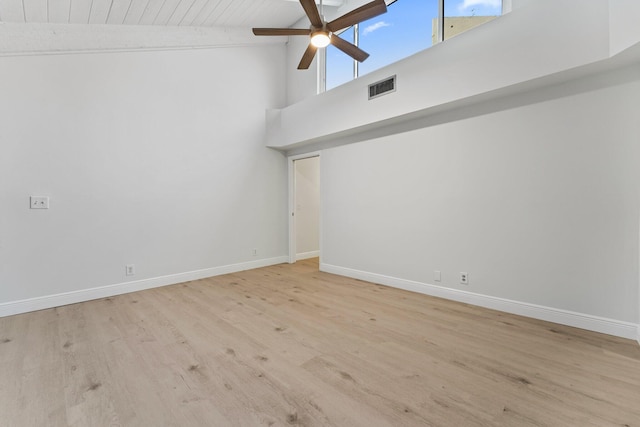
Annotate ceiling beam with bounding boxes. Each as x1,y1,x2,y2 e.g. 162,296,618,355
0,23,286,56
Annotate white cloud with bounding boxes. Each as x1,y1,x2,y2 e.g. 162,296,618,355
362,21,390,36
457,0,501,12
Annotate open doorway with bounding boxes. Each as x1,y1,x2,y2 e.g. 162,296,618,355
288,153,320,265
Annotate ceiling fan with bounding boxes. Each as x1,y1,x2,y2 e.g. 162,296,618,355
253,0,388,70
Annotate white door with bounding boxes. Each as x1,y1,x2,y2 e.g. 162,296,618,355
288,153,320,263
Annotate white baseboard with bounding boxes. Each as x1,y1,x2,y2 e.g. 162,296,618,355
0,256,288,318
321,263,638,341
296,250,320,261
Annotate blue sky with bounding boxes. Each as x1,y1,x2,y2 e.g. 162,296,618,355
326,0,502,89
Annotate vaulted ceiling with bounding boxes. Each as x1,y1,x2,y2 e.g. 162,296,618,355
0,0,346,28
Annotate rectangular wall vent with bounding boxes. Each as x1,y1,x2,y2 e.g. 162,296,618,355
368,75,396,100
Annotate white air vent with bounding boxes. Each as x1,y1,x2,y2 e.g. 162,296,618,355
368,75,396,100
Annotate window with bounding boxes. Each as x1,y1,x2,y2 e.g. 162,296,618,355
326,27,357,91
358,0,436,77
325,0,503,91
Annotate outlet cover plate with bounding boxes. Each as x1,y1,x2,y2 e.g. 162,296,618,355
125,264,136,276
460,272,469,285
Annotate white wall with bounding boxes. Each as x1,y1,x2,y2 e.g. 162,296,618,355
285,33,320,106
609,0,640,56
0,44,288,308
321,66,640,331
295,157,320,258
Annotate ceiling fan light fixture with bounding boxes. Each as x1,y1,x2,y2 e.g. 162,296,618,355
310,31,331,48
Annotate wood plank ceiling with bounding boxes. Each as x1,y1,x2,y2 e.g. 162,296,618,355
0,0,344,28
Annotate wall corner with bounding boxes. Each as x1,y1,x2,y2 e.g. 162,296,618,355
265,108,283,147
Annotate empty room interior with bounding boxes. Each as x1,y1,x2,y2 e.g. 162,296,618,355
1,0,640,425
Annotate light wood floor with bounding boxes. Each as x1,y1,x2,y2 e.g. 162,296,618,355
1,259,639,426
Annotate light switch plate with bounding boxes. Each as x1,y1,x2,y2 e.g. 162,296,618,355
30,196,49,209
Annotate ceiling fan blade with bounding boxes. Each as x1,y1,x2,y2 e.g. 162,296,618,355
298,44,318,70
327,0,387,33
252,28,311,36
299,0,323,28
330,34,370,62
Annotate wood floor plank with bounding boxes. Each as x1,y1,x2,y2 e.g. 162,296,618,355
1,258,639,426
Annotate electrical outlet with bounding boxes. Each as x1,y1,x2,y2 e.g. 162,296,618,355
125,264,136,276
460,272,469,285
30,196,50,209
434,270,441,282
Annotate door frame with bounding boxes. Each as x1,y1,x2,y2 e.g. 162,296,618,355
288,152,321,264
